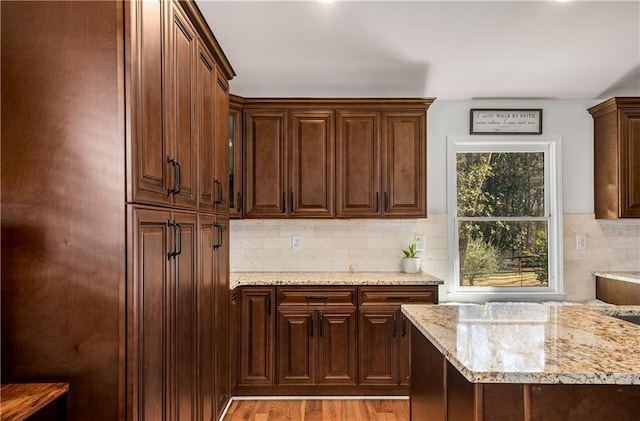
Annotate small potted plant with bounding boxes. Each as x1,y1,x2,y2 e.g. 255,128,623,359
402,240,421,273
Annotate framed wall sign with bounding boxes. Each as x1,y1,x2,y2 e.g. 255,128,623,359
470,108,542,134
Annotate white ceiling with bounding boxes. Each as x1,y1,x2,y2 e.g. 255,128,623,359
198,0,640,99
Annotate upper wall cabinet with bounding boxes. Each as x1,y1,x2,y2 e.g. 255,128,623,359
229,95,244,218
244,103,336,218
589,97,640,219
336,109,427,218
128,0,233,213
240,98,433,219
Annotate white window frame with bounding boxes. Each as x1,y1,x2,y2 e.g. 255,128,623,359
446,136,564,302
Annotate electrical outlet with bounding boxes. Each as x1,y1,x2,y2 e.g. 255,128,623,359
415,235,426,252
576,234,587,250
292,235,303,250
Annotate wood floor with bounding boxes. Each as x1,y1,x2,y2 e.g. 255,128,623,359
223,399,410,421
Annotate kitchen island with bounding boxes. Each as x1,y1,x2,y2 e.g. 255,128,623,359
402,303,640,421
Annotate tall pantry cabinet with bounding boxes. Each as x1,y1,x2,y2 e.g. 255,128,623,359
128,1,234,421
1,1,234,421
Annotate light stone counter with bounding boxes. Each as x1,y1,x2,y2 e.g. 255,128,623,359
230,271,444,290
593,271,640,285
402,302,640,385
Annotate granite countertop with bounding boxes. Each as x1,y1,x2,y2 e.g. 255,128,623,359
593,271,640,285
402,302,640,385
230,271,444,289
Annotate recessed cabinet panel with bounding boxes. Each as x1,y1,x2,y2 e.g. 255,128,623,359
382,111,426,217
134,208,172,421
131,0,169,205
278,310,316,385
359,310,398,385
196,46,216,211
239,288,275,386
621,110,640,216
317,310,357,385
336,111,380,217
214,77,230,213
290,111,335,217
244,112,287,217
169,4,198,209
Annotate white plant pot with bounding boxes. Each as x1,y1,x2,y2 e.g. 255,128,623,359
403,257,421,273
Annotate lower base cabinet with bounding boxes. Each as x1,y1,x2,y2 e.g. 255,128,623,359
233,284,437,396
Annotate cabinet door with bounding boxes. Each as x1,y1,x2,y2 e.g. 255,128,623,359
239,288,275,386
130,207,172,421
173,211,198,421
620,109,640,217
381,110,427,217
244,110,288,217
214,216,230,416
316,309,357,385
196,44,216,212
167,2,197,209
198,214,216,421
289,111,335,217
336,111,381,217
129,0,171,206
228,104,243,218
358,309,399,385
214,76,230,214
277,309,316,385
229,290,240,392
399,312,411,386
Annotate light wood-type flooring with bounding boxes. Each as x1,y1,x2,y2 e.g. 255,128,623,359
223,399,409,421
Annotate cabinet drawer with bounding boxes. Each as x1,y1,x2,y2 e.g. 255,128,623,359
278,287,356,306
359,287,437,306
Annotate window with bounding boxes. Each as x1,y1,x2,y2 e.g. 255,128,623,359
447,137,563,301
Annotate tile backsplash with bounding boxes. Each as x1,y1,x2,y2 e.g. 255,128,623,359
230,213,640,301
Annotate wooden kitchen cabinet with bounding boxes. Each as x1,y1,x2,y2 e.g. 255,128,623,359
276,289,357,386
244,106,335,218
129,0,231,213
238,287,276,386
589,97,640,218
2,1,234,419
229,95,244,218
336,107,427,218
244,110,288,217
129,207,198,421
358,286,438,386
336,111,381,217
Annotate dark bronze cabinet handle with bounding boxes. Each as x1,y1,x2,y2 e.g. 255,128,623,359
386,296,411,301
402,314,407,337
309,314,314,337
267,294,272,316
319,314,323,337
167,219,177,259
392,312,397,337
175,222,182,256
237,193,242,212
167,156,177,195
375,192,379,213
213,222,222,249
214,179,223,205
290,192,294,213
174,160,181,194
384,192,388,213
282,192,285,212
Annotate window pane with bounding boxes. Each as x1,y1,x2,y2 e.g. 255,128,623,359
458,220,548,287
457,152,545,217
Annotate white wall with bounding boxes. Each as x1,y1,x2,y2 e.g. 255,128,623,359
427,99,599,213
230,99,640,302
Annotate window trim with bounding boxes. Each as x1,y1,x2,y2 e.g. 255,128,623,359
446,136,564,302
